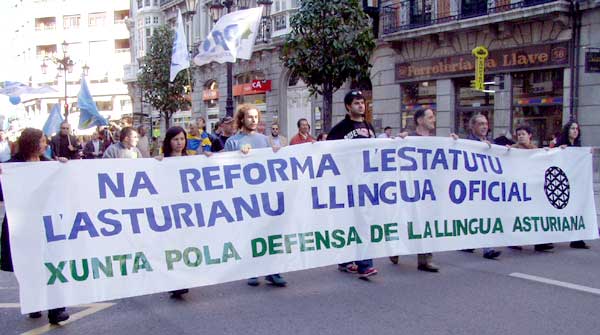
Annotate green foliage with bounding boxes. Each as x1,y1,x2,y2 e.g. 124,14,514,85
137,25,191,128
282,0,375,95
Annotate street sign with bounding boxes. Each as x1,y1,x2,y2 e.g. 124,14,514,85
585,50,600,73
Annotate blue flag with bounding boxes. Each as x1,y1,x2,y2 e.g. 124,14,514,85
42,104,64,136
78,77,108,130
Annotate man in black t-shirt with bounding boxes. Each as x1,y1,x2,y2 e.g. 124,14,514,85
327,90,378,279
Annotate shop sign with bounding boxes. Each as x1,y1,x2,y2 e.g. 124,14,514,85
396,42,569,81
471,46,489,91
202,89,219,101
234,80,272,96
585,50,600,73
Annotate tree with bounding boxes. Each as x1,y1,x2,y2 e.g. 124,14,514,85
282,0,375,131
137,25,191,130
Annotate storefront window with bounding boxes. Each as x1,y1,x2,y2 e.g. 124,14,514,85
455,77,494,138
401,81,436,132
512,69,563,147
235,72,267,112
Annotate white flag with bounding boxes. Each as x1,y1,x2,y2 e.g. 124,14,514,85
170,9,190,82
194,7,263,66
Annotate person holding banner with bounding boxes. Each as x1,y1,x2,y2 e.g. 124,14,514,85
327,90,378,278
557,120,590,249
50,122,80,160
0,128,70,324
156,126,193,297
460,114,502,259
102,127,142,159
224,104,287,287
389,109,440,272
508,125,554,252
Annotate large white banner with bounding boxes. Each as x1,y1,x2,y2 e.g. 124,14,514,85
1,138,597,313
193,7,263,66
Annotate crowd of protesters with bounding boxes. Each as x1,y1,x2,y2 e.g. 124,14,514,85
0,89,592,325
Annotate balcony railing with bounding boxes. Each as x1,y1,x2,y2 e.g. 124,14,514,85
382,0,558,35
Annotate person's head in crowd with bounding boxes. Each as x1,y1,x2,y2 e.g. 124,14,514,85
162,126,188,157
317,132,328,141
220,116,235,136
297,118,310,135
415,108,436,132
257,121,266,134
271,123,281,137
515,124,533,146
344,90,366,119
137,125,147,137
383,127,392,137
17,128,46,160
469,113,489,139
234,104,260,133
197,117,207,132
188,121,200,137
213,121,221,134
59,122,71,136
559,120,581,146
119,127,139,149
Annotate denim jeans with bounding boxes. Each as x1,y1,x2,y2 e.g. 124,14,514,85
339,259,373,273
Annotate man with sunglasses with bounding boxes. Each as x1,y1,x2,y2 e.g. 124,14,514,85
268,123,288,148
327,90,378,279
50,122,81,160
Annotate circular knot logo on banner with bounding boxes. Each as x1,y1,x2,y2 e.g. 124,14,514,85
544,166,570,209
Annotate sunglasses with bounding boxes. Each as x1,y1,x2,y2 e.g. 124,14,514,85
350,90,363,95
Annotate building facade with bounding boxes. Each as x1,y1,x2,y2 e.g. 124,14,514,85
125,0,600,146
374,0,600,146
8,0,132,134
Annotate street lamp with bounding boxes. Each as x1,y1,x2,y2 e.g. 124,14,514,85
40,40,76,120
209,0,272,117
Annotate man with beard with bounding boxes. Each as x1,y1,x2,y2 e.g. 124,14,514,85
223,104,287,288
389,109,440,272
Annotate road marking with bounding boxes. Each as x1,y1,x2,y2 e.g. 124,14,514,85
510,272,600,296
0,302,115,335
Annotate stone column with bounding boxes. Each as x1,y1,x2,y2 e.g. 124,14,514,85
435,79,454,136
493,73,512,138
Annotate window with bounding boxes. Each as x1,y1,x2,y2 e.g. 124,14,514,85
512,69,564,147
153,16,159,24
153,0,159,5
137,0,143,9
145,16,151,24
401,81,437,132
96,101,113,111
145,0,151,6
114,10,129,24
63,15,80,29
146,28,151,37
88,12,106,27
454,77,495,138
274,14,286,31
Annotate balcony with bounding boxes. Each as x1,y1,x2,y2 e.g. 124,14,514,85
381,0,565,36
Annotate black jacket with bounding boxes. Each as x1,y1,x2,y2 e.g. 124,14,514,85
327,115,376,141
1,154,50,272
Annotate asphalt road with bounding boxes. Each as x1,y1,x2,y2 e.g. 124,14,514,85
1,239,599,335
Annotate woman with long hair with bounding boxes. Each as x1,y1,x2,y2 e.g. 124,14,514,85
0,128,70,324
161,126,188,158
556,120,589,249
157,126,189,298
